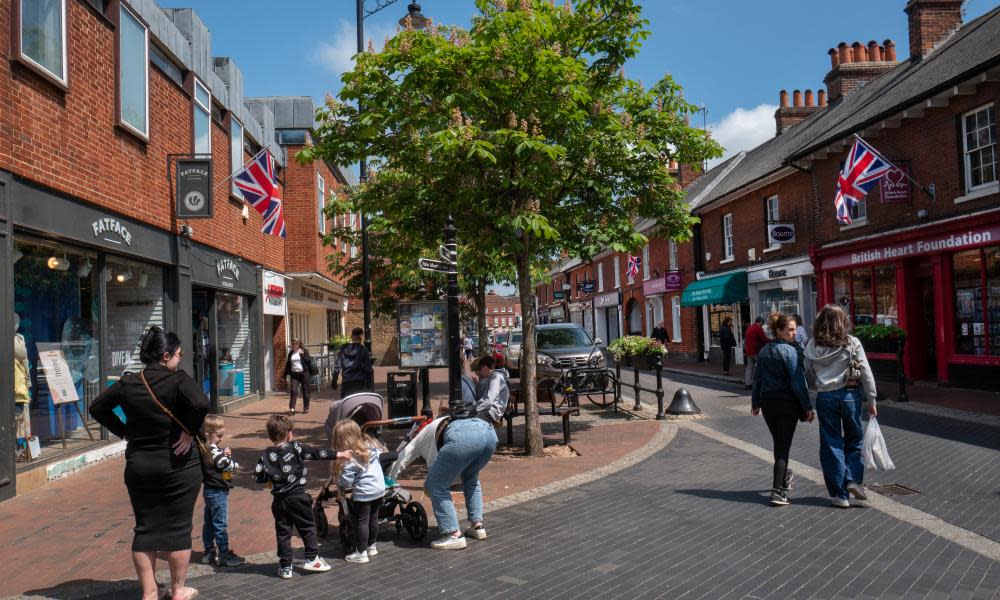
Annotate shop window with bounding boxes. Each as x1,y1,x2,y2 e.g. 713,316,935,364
953,246,1000,356
13,238,101,463
962,104,997,191
722,213,734,260
851,268,874,325
758,285,799,319
832,266,896,327
16,0,67,86
118,3,149,138
230,118,244,197
217,293,253,402
105,257,165,375
193,79,211,156
671,296,682,342
708,304,734,348
874,265,898,326
326,309,343,340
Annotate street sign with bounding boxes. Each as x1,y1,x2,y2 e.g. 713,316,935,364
418,258,456,274
439,245,457,262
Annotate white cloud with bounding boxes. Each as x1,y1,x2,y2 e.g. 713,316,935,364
314,19,397,81
706,104,778,168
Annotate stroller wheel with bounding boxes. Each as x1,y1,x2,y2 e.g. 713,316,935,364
403,502,428,541
314,503,329,538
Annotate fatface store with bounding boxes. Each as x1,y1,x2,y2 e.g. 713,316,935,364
814,215,1000,389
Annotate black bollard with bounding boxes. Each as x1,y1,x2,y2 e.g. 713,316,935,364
615,362,622,414
655,361,665,420
667,388,701,415
632,364,642,411
897,336,908,402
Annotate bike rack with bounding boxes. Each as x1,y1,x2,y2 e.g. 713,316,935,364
564,367,621,411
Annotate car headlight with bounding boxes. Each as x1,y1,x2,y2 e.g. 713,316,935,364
537,353,557,367
588,353,605,368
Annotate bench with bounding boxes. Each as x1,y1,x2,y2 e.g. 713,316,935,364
503,384,579,446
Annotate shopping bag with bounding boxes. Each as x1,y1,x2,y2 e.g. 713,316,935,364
862,417,895,470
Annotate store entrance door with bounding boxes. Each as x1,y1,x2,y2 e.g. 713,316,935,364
920,276,938,379
192,288,215,402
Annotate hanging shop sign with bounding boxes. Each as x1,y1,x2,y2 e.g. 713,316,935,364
262,270,286,316
879,162,911,204
665,270,683,292
583,281,596,293
821,225,1000,270
175,158,214,219
767,223,796,245
553,290,565,300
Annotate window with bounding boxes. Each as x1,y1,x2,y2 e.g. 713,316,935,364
668,241,678,271
766,195,780,248
17,0,67,85
830,266,897,328
962,105,997,191
277,129,310,145
230,118,244,197
953,246,1000,356
118,3,149,137
598,262,605,292
614,257,621,288
350,215,358,258
723,213,734,260
150,42,183,87
193,79,211,156
317,175,326,234
642,245,650,280
671,296,682,342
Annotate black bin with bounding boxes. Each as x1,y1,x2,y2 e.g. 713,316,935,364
387,371,418,420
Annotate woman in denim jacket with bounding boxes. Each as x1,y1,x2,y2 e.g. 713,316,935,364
751,313,813,507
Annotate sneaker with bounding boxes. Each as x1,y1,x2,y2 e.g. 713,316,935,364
847,482,868,500
780,471,794,492
344,551,369,564
201,549,217,565
302,556,332,572
216,549,245,567
831,497,850,509
465,525,487,540
366,544,377,556
430,534,467,550
769,490,790,506
278,566,293,579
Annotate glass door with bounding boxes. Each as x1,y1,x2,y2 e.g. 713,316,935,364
192,289,213,399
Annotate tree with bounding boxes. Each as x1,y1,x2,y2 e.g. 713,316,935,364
299,0,722,455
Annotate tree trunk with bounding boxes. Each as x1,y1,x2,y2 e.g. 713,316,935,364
516,248,544,455
476,281,489,357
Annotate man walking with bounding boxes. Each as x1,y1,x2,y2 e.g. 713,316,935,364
651,320,669,345
744,316,771,390
332,327,374,398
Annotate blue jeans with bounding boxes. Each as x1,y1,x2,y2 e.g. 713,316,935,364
425,418,497,535
816,388,865,500
202,487,230,553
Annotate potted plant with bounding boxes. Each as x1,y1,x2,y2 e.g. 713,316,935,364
327,334,351,352
608,336,667,370
852,324,906,354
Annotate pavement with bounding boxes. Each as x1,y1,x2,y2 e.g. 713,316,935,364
2,365,999,599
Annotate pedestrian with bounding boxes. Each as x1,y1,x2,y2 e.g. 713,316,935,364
332,327,374,399
199,414,245,568
282,339,315,415
751,313,813,507
793,313,809,349
463,335,474,360
651,320,669,345
252,414,348,579
89,326,208,600
333,419,388,563
719,317,736,376
804,304,878,509
744,316,770,390
425,354,509,550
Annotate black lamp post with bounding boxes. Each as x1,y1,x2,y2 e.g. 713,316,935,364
356,1,430,389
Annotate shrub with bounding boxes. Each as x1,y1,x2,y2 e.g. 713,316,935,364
852,324,906,342
608,335,668,362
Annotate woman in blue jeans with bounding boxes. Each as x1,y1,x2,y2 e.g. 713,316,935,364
804,304,878,508
425,354,509,550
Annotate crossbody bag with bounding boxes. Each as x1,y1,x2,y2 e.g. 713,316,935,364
140,370,210,461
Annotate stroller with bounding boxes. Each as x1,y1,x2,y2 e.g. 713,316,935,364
312,392,430,549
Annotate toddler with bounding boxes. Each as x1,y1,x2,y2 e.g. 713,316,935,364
200,414,245,567
333,419,387,564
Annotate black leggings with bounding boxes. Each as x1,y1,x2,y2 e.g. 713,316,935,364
722,347,733,373
761,408,798,491
350,498,382,553
289,371,310,411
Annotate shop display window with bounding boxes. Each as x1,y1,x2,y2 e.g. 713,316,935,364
708,304,734,347
758,286,799,319
105,257,164,377
875,265,898,326
830,266,896,327
953,246,1000,357
852,268,874,325
216,293,253,402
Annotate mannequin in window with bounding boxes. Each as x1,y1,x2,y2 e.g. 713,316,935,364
14,313,31,440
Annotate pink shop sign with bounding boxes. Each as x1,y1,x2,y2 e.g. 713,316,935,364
643,271,682,296
821,225,1000,270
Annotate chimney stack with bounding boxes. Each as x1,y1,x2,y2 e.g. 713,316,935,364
775,87,825,135
905,0,964,60
824,39,899,103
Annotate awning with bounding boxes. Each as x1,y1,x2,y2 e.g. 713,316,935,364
681,271,748,307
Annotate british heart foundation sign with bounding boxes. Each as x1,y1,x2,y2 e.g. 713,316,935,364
880,162,911,203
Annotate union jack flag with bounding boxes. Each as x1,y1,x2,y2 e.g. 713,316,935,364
834,137,892,225
626,254,641,279
233,149,286,238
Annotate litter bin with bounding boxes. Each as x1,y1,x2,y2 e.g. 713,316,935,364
387,371,418,419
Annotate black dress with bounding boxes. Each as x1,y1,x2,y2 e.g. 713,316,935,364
90,364,209,552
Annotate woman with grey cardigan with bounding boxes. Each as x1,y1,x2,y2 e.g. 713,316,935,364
803,304,878,508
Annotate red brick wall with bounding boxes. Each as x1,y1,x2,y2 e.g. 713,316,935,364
281,145,348,282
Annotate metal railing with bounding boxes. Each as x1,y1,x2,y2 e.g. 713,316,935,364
615,360,668,419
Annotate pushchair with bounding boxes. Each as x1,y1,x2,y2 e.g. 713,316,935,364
312,392,430,548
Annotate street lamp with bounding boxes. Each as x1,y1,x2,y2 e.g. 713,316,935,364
357,0,430,390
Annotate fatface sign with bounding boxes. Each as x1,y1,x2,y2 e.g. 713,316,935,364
92,217,133,247
216,258,240,288
822,225,1000,270
767,223,796,245
175,158,214,219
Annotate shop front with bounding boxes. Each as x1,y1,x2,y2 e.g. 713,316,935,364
262,270,288,393
593,291,622,347
547,305,566,324
813,211,1000,389
568,302,585,329
286,275,346,352
681,270,748,363
747,257,816,333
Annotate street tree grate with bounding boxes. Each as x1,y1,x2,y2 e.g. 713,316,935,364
868,483,920,496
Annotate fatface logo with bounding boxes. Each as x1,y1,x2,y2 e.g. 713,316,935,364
769,225,795,243
183,190,206,212
92,218,133,246
217,258,240,281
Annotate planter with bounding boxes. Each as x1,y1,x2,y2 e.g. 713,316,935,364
630,354,661,371
859,336,904,355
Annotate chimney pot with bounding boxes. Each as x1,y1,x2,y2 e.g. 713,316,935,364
828,48,840,69
852,41,867,63
804,89,815,107
818,89,827,107
868,40,882,61
779,90,790,108
884,39,897,61
792,90,802,108
838,42,852,64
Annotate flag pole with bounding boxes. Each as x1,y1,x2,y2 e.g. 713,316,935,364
854,135,936,201
213,145,271,194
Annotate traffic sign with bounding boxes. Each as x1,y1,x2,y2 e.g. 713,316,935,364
418,258,456,274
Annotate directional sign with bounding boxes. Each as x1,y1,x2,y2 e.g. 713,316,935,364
418,258,457,274
439,245,457,263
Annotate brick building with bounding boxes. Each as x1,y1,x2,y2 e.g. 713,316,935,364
0,0,352,500
485,291,521,330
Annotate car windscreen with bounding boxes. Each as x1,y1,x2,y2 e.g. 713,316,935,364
511,333,523,343
537,327,592,349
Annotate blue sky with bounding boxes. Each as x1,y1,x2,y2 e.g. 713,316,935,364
159,0,995,166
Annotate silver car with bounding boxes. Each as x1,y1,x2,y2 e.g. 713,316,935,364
534,323,606,383
500,330,523,376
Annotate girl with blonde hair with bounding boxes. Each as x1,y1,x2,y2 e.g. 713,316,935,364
332,419,386,563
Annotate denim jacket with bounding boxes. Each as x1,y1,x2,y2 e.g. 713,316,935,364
751,340,811,413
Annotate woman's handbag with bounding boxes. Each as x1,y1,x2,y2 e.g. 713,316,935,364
140,370,210,461
846,341,863,389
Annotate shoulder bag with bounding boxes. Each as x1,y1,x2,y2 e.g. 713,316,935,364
140,370,210,462
845,340,862,389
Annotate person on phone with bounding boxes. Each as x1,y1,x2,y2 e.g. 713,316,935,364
804,304,877,509
751,313,813,507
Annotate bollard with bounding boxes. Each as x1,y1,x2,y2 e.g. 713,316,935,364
632,365,642,411
896,337,908,402
667,388,701,415
615,362,622,414
655,361,666,420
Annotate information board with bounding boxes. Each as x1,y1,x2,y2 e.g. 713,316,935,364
398,301,448,368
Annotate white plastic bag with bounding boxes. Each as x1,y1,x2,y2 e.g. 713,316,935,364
862,417,895,470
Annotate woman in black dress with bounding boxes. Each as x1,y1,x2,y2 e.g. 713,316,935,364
90,327,209,600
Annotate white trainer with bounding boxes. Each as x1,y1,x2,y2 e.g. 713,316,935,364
301,556,332,572
345,551,369,563
366,544,377,556
430,534,467,550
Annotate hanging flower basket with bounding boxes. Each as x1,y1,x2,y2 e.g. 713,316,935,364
608,336,667,369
